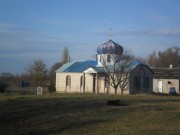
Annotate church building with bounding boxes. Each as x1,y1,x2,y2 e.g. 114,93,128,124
56,40,153,94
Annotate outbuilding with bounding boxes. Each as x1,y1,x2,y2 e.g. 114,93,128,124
152,66,180,94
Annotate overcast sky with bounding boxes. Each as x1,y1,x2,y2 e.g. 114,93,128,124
1,0,180,75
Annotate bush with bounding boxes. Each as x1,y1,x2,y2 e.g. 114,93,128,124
0,81,8,93
48,82,56,93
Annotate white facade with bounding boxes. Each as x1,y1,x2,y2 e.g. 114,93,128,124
153,79,180,94
56,71,127,94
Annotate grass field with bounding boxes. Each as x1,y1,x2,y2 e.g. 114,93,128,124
0,93,180,135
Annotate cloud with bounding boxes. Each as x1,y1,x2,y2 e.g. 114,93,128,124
152,29,180,37
151,15,171,22
0,22,68,66
115,29,180,37
92,26,180,38
0,22,65,49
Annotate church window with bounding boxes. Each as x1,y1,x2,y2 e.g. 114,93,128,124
145,77,149,90
80,76,83,87
134,77,138,91
107,55,111,62
139,68,145,91
66,75,71,87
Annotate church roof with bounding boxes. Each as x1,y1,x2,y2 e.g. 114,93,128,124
97,40,123,55
85,60,144,73
56,60,98,73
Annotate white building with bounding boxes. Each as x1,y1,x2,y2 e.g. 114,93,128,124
152,67,180,94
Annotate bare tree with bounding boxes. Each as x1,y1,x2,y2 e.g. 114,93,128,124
100,50,133,94
50,47,70,79
147,46,180,68
51,47,70,74
0,73,15,93
61,47,69,64
134,56,147,64
26,59,47,87
48,47,70,92
147,51,159,67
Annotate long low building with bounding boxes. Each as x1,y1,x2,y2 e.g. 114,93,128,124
152,66,180,94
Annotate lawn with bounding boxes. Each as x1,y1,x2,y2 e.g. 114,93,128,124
0,93,180,135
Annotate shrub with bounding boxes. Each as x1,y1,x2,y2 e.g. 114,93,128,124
48,82,56,93
0,81,8,93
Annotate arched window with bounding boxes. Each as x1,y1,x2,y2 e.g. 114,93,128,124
139,68,145,91
145,77,149,90
107,55,111,62
80,76,83,87
134,77,138,91
66,75,71,87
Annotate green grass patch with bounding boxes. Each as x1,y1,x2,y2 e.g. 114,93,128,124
0,94,180,135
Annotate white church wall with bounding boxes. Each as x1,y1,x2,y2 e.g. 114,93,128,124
84,73,94,93
56,73,66,93
56,72,84,93
56,72,96,93
98,78,105,94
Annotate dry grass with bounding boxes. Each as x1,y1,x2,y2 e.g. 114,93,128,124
0,93,180,135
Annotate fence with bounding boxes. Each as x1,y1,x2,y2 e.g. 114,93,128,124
4,86,49,95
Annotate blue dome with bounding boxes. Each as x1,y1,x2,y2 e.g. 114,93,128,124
97,40,123,55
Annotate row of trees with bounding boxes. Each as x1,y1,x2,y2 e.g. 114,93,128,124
147,46,180,68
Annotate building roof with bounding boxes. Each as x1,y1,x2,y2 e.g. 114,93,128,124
152,68,180,79
85,60,144,73
97,40,123,55
56,59,148,74
56,60,98,73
